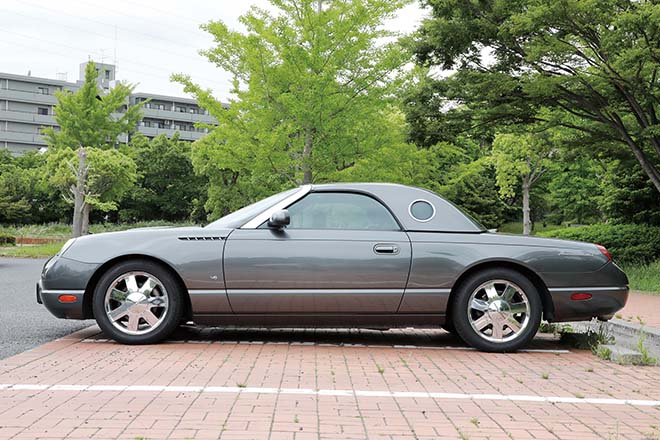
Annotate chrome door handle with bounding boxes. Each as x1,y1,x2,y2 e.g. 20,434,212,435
374,244,399,255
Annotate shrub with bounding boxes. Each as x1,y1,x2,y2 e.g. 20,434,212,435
0,233,16,246
538,224,660,263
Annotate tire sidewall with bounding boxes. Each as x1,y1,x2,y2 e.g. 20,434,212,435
93,260,183,345
452,268,542,352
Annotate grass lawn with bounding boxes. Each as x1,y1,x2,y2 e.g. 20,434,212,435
0,241,66,258
0,221,196,240
621,260,660,294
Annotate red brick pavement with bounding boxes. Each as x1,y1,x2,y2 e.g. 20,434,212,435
1,327,659,440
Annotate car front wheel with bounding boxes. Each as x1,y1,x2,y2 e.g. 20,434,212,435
92,260,183,345
452,268,542,352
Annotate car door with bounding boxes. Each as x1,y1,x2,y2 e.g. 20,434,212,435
223,191,412,313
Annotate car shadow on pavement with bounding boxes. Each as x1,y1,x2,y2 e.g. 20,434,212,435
129,325,567,351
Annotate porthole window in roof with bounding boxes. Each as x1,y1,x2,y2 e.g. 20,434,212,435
409,200,435,222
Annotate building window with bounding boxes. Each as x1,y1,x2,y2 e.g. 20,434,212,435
158,104,165,110
176,106,186,113
37,87,49,95
104,70,111,80
37,107,49,115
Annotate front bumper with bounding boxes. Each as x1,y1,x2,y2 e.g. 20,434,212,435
37,281,86,319
39,255,98,320
548,286,629,322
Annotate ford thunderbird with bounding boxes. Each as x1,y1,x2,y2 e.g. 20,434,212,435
38,183,629,351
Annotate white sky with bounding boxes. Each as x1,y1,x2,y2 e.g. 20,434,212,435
0,0,427,101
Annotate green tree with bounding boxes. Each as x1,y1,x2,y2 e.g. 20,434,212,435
547,158,603,225
0,152,68,224
120,134,206,222
174,0,412,218
0,164,31,223
48,148,137,231
439,158,512,229
491,132,553,235
413,0,660,194
43,61,143,236
600,158,660,225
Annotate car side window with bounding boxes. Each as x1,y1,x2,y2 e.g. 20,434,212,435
286,192,399,230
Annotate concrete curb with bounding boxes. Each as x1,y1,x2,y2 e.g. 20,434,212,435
606,318,660,357
565,319,660,363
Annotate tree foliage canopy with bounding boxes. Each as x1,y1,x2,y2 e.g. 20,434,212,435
174,0,413,218
413,0,660,193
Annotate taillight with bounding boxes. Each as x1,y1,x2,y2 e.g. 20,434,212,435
596,244,612,261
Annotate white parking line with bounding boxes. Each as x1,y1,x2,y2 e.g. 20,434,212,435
78,338,569,353
1,384,657,407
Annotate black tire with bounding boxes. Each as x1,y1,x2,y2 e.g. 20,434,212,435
92,259,183,345
451,268,542,352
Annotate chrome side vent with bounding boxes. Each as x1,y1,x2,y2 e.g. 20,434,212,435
177,236,223,241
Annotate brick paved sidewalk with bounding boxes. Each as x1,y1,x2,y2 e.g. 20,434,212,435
1,326,659,439
618,291,660,329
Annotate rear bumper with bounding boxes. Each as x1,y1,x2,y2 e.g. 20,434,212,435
548,286,629,322
37,281,86,320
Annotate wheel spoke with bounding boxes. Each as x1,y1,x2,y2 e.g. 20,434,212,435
139,278,158,296
109,302,131,322
502,284,517,302
484,283,499,301
491,320,504,339
506,317,522,333
142,310,160,327
509,301,528,315
126,314,140,332
125,275,139,293
472,314,492,331
471,298,489,312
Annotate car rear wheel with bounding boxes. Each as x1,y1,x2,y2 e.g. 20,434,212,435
451,268,542,352
92,260,183,345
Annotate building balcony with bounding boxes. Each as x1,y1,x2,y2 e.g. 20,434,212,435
0,130,47,145
0,109,56,125
141,107,216,124
0,88,58,105
136,126,205,141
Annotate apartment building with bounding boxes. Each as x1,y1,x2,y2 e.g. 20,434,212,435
0,62,217,154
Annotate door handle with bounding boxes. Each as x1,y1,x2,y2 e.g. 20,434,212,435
374,244,399,255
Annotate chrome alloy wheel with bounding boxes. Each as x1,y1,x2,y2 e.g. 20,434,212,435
467,279,530,343
104,271,169,336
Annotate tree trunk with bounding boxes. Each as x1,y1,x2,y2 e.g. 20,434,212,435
302,128,313,184
522,176,532,236
71,147,87,238
81,202,90,236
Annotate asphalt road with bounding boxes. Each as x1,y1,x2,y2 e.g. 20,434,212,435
0,257,93,359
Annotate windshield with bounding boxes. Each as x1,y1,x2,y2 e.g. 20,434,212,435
205,187,299,229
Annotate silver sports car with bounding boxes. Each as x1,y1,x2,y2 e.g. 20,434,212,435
38,183,629,352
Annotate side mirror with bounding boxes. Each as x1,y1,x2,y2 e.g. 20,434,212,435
268,209,290,229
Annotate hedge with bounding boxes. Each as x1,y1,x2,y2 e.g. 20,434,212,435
0,234,16,246
538,224,660,264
